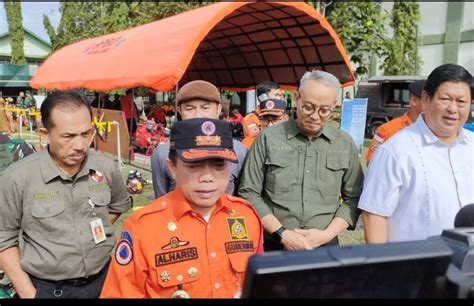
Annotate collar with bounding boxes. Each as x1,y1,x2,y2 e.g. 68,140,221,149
286,118,335,142
171,187,231,221
418,114,471,145
39,147,95,183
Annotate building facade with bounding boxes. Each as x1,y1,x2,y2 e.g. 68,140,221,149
0,27,51,97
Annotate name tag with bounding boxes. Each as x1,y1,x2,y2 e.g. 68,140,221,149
90,218,106,244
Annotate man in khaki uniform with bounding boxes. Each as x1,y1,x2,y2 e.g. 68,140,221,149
0,91,131,298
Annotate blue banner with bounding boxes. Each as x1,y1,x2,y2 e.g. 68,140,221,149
339,98,368,153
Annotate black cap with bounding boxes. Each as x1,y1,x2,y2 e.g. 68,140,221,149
408,80,426,98
258,98,287,117
169,118,237,163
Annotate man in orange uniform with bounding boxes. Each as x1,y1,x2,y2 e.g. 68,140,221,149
101,118,263,298
242,98,289,148
242,81,282,149
366,79,426,164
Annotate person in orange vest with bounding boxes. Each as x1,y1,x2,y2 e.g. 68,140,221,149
242,98,289,149
100,118,263,298
366,79,426,165
242,81,282,149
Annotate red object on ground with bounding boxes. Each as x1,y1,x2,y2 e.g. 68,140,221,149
134,122,167,155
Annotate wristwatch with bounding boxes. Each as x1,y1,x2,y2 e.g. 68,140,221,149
271,226,287,242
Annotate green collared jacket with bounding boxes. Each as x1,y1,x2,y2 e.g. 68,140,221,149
238,119,364,230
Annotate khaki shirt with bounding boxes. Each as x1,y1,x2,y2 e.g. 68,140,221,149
0,148,131,281
238,119,364,230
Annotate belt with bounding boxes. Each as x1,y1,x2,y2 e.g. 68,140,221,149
31,260,110,287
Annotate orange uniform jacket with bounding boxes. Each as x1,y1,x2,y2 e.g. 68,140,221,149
100,188,263,298
242,112,261,150
366,112,413,161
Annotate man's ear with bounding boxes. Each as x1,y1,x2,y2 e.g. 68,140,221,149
166,159,177,180
176,106,182,117
421,90,430,109
39,127,49,144
216,103,222,117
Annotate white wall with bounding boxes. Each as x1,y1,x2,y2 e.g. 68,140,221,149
418,44,444,76
419,2,448,36
458,42,474,73
462,2,474,31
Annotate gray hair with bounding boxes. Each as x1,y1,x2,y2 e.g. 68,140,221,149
298,70,341,95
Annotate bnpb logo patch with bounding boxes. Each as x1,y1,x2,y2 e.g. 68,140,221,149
115,241,133,265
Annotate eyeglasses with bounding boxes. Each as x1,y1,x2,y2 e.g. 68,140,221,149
300,104,335,118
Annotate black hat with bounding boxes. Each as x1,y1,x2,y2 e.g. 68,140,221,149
258,98,287,117
169,118,237,163
408,80,426,98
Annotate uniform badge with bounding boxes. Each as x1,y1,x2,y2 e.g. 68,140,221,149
226,217,248,240
265,100,275,109
187,267,198,278
373,132,386,144
171,289,190,299
120,230,133,246
249,123,259,135
167,222,178,232
161,237,189,250
160,271,171,282
90,169,104,183
195,135,221,146
201,121,216,135
115,241,132,265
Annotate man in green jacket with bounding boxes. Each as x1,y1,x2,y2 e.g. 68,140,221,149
238,70,364,251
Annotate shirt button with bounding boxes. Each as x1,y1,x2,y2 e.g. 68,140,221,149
305,170,310,173
214,282,221,289
207,224,211,229
161,201,167,206
211,252,217,258
176,274,183,282
79,231,83,235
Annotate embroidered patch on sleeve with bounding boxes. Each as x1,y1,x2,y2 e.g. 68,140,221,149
115,241,133,266
120,230,133,246
373,132,386,144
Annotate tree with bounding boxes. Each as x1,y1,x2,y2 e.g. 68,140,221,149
326,2,388,77
3,1,26,64
382,1,422,75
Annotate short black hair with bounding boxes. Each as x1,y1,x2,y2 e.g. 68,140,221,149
168,150,179,165
424,64,472,98
256,81,280,97
41,90,92,129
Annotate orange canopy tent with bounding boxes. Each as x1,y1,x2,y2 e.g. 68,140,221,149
30,1,354,92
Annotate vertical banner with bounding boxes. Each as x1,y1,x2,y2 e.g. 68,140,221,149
340,98,368,153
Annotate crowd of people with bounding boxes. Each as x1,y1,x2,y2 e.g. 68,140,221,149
0,63,472,298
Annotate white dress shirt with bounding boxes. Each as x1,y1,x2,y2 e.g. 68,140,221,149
359,114,474,242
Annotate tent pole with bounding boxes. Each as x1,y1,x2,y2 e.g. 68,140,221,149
128,88,135,164
174,84,179,122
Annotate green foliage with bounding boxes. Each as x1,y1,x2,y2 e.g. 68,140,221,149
3,1,26,64
327,2,388,77
382,1,422,75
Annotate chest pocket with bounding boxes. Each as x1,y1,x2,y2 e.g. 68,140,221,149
155,255,202,295
264,152,294,194
227,249,252,273
324,155,349,196
29,197,66,237
88,186,113,230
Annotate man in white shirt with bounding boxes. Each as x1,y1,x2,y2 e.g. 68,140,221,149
359,64,473,243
